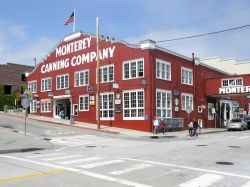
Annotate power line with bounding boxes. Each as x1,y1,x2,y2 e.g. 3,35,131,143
156,24,250,43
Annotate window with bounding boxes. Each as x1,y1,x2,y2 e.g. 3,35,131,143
123,90,144,120
181,93,193,110
181,67,193,85
79,95,89,111
100,93,114,120
99,65,114,83
156,89,172,118
74,70,89,87
41,99,51,113
28,80,37,93
30,100,37,113
222,78,243,87
41,77,52,92
123,59,144,80
156,59,171,81
56,74,69,90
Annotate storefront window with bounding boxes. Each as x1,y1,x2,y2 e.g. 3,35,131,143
100,93,114,120
123,90,144,120
41,99,51,113
156,89,172,118
181,93,193,110
79,95,89,111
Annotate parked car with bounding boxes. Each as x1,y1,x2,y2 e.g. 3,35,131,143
244,116,250,129
227,118,247,131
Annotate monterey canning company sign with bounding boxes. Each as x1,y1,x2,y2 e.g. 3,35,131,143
41,36,116,74
219,86,250,94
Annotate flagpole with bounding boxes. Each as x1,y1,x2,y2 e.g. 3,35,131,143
73,8,76,32
96,16,100,129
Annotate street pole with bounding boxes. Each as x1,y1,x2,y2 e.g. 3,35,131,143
96,16,100,129
25,109,27,136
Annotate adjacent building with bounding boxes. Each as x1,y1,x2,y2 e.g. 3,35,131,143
26,31,250,132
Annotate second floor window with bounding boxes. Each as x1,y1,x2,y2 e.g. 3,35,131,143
41,78,52,92
181,67,193,85
56,74,69,90
28,80,37,93
123,59,144,80
156,59,171,81
74,70,89,87
99,65,114,83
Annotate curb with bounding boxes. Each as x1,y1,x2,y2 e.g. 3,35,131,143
2,113,120,135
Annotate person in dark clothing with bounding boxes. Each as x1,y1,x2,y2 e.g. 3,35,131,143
192,118,199,137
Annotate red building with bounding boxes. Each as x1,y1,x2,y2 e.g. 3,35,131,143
27,32,250,132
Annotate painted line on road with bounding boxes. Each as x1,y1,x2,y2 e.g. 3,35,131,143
0,155,152,187
110,163,153,175
0,169,66,183
178,173,224,187
26,152,66,158
58,157,103,165
242,181,250,187
41,155,82,161
119,157,250,180
78,160,125,169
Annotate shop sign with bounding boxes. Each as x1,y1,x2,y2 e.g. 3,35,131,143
87,86,93,92
219,86,250,94
115,99,121,105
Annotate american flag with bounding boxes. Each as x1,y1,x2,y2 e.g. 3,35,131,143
64,12,74,25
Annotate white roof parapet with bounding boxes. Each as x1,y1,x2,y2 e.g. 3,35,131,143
140,39,156,50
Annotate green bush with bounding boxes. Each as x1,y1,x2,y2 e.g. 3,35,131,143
0,85,16,111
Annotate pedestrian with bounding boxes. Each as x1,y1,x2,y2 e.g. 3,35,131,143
188,120,193,136
59,110,65,119
153,117,159,134
160,121,165,134
193,118,199,137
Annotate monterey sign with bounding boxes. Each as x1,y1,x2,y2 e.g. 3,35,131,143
219,86,250,94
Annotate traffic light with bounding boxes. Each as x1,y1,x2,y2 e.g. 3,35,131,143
21,74,26,81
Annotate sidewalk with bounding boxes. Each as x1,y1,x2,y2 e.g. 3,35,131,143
0,111,227,139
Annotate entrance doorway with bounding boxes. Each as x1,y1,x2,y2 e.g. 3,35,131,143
54,99,71,119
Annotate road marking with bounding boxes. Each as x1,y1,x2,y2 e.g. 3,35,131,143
0,169,65,183
41,155,82,161
26,152,66,158
110,163,153,175
78,160,124,169
239,136,250,139
0,155,151,187
178,174,224,187
242,181,250,187
120,157,250,179
58,157,103,165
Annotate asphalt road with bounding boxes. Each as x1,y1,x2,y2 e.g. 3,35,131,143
1,114,250,187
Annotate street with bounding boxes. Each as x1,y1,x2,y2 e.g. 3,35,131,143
1,114,250,187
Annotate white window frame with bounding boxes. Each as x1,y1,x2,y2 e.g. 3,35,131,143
40,99,51,113
221,77,243,87
56,74,69,90
156,59,171,81
123,58,144,80
74,70,89,87
41,77,52,92
99,64,114,83
156,89,172,118
123,89,144,120
30,100,37,113
181,67,193,86
181,93,194,111
79,95,89,111
28,80,37,93
100,92,114,120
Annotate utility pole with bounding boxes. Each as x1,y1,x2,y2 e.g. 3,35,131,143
96,16,100,129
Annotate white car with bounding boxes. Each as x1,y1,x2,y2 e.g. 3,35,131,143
227,118,247,131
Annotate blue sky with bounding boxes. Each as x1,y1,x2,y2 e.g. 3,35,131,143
0,0,250,66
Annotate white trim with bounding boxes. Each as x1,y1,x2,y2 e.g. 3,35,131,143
181,67,193,86
156,59,171,81
79,95,89,111
156,89,172,118
41,77,52,92
123,89,144,120
74,69,89,87
28,80,37,93
123,58,144,80
100,92,114,120
56,74,69,90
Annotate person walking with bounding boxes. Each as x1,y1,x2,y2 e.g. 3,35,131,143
153,117,159,134
188,120,193,136
59,110,65,119
193,118,199,137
